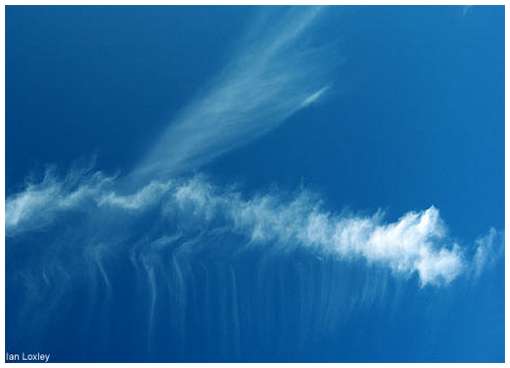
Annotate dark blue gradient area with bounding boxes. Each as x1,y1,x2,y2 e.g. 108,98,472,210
6,6,504,362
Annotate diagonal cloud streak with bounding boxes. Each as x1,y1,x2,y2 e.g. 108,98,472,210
131,7,335,183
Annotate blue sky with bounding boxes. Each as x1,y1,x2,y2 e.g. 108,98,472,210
6,6,504,362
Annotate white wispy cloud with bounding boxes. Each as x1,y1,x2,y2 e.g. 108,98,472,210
5,7,501,300
131,7,335,182
6,167,114,235
166,177,465,286
98,181,171,210
6,172,498,287
6,7,503,354
301,86,330,107
472,228,504,278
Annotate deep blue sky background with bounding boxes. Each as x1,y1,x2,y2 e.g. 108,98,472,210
6,6,504,362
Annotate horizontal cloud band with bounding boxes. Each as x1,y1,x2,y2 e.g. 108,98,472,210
7,168,498,286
